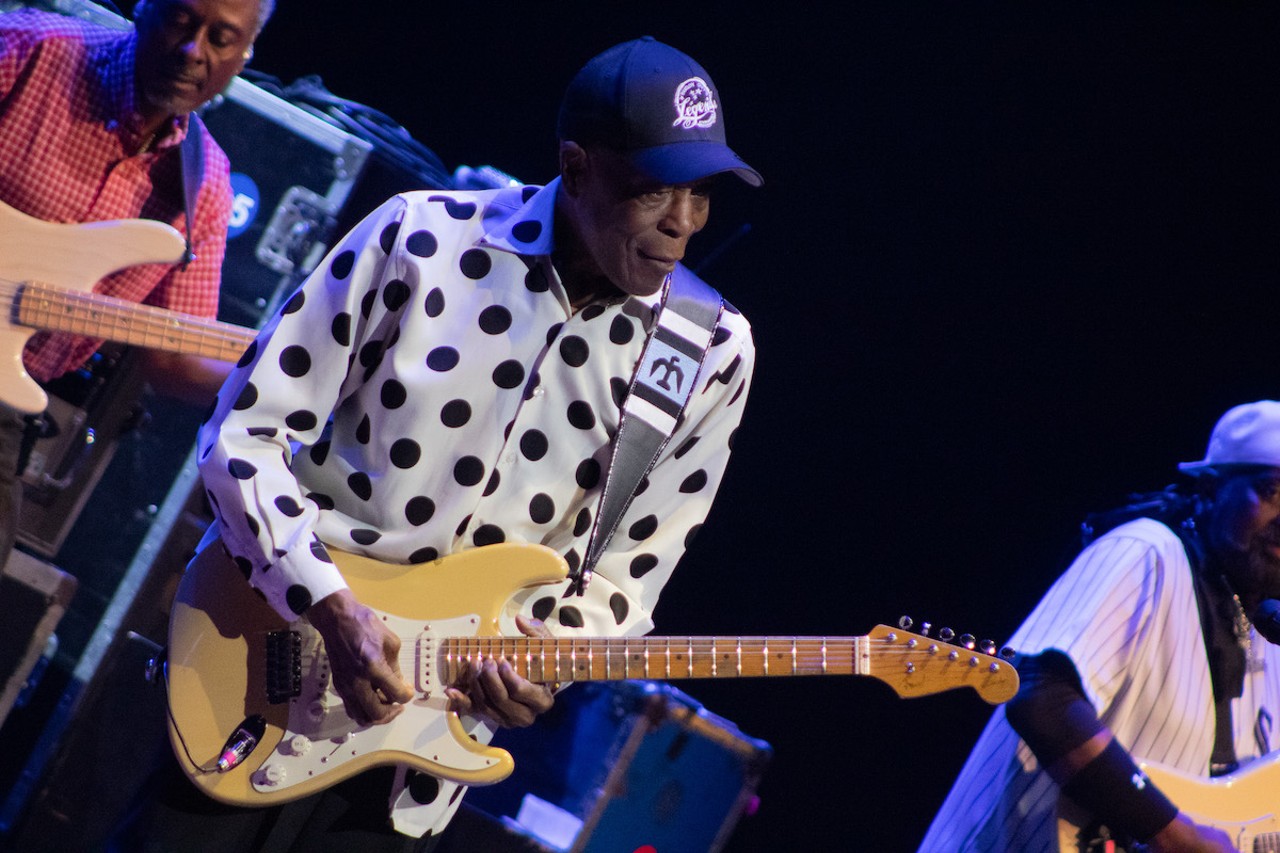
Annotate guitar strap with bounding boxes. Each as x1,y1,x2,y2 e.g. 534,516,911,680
178,115,204,270
575,264,724,593
1177,521,1242,776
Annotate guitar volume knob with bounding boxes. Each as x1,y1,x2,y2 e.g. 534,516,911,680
287,734,312,756
255,763,287,786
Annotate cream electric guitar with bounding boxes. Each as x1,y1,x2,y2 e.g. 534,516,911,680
0,200,255,414
1059,755,1280,851
167,541,1020,808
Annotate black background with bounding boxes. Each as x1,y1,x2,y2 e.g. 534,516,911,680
243,3,1280,850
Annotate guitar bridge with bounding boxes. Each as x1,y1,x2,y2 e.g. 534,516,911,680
265,630,302,704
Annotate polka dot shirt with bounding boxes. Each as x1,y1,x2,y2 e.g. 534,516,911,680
197,177,755,641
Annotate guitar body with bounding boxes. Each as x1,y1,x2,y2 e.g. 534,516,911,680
0,201,186,413
1058,754,1280,851
166,542,570,807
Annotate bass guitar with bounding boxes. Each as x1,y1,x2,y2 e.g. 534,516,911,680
0,200,254,414
167,540,1020,808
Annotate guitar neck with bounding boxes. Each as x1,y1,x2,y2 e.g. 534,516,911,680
16,280,254,361
446,635,866,683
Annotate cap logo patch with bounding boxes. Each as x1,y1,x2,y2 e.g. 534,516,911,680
672,77,718,130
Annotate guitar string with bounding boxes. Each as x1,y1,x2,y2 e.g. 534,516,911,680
0,278,255,354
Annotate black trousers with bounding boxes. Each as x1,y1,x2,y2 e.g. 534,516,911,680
106,751,441,853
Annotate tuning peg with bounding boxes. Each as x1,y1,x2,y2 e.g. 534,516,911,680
920,621,932,636
1000,647,1017,660
939,627,955,642
898,616,913,630
959,633,976,650
980,639,996,655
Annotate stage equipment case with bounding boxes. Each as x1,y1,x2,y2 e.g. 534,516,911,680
445,681,772,853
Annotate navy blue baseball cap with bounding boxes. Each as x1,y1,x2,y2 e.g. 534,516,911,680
557,37,763,188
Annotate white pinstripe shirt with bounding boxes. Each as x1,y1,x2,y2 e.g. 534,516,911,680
919,518,1280,852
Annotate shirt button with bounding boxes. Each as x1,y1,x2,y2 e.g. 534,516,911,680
533,387,545,397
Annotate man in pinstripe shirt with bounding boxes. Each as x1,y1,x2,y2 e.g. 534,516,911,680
920,401,1280,853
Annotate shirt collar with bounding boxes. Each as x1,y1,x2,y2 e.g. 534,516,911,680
480,177,560,257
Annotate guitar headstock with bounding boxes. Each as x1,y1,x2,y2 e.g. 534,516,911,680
866,621,1018,705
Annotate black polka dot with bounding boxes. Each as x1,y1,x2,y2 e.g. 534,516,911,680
236,339,258,368
473,525,505,546
440,399,471,427
406,230,438,257
309,440,330,465
405,496,435,525
529,494,555,524
330,250,355,279
609,594,629,625
559,336,589,367
565,549,581,575
348,472,373,500
234,555,252,580
635,477,650,496
492,360,525,389
674,436,700,459
360,290,376,319
244,512,260,537
684,524,702,548
679,470,708,493
582,304,605,322
454,456,485,487
247,426,277,438
628,515,659,541
228,458,257,479
307,492,335,510
382,380,407,409
519,430,548,461
567,401,595,430
234,382,258,410
409,547,439,564
610,378,628,407
406,770,440,805
379,221,400,253
483,469,500,496
309,538,333,562
511,219,542,243
282,290,305,314
351,529,381,546
274,496,304,517
630,554,659,578
455,515,471,536
558,607,584,629
574,508,592,536
459,248,492,279
478,305,512,335
521,185,538,203
525,264,550,293
285,410,317,432
390,438,421,469
575,458,601,490
532,596,555,621
383,279,411,311
427,347,460,371
609,316,635,345
425,288,445,317
545,323,563,346
356,414,371,444
285,584,312,615
331,313,351,346
358,340,385,370
445,198,477,219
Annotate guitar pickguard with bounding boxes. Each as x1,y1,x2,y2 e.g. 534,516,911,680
249,613,508,794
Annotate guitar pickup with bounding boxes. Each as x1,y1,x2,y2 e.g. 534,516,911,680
265,630,302,704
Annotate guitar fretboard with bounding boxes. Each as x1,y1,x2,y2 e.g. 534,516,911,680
15,281,254,361
441,636,868,683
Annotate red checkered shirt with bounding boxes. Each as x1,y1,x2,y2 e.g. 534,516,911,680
0,9,231,382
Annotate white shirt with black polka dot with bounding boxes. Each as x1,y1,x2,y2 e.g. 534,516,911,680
197,178,754,835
